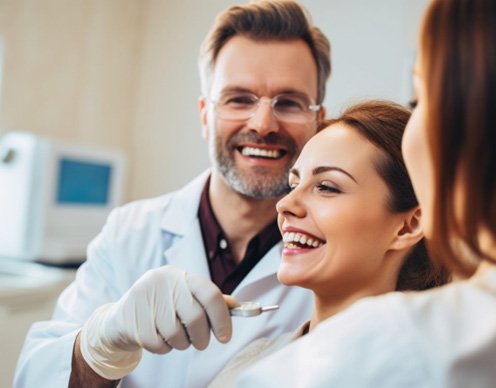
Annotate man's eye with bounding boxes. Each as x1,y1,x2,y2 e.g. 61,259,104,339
275,97,305,112
224,95,256,106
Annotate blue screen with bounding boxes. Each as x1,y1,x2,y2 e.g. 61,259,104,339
57,158,112,205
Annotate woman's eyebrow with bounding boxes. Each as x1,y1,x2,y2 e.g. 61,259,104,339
290,166,357,183
312,166,357,183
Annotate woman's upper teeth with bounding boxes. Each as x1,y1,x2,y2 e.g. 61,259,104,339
283,232,323,248
241,146,281,159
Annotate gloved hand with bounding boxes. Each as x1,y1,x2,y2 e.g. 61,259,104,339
79,265,234,380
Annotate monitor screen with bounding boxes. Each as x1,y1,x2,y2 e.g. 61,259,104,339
56,158,112,205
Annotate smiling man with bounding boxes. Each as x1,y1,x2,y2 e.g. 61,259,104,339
14,1,330,387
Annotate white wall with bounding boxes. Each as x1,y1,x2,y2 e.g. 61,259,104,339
307,0,430,114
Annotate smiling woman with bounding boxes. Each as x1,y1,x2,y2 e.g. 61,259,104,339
208,100,450,388
278,100,449,324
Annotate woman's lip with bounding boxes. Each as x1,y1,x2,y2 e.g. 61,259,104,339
281,243,324,256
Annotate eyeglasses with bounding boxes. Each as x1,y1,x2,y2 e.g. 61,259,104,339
209,91,320,124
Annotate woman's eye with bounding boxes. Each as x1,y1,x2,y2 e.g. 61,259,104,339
288,183,298,191
316,183,341,194
408,98,418,109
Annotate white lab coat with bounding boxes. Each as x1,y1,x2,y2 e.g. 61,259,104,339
14,171,313,388
237,265,496,388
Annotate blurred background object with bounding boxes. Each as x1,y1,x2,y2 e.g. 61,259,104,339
0,258,75,387
0,131,126,265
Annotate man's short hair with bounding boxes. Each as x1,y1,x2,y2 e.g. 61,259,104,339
199,0,331,104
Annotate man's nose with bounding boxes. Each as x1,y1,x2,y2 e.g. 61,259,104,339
247,98,280,135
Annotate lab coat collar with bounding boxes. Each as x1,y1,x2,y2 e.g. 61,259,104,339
159,169,282,286
235,242,282,292
159,170,210,236
162,218,211,278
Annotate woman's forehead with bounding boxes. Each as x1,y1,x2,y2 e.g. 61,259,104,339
294,124,379,174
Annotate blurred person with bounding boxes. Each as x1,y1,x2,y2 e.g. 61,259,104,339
209,100,449,387
13,1,330,387
237,1,496,387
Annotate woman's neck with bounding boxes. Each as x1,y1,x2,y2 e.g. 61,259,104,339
309,283,397,331
309,297,352,330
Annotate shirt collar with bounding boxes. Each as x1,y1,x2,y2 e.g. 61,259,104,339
198,175,223,261
197,175,281,262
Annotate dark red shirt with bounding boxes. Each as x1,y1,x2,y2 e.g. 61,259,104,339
198,177,281,294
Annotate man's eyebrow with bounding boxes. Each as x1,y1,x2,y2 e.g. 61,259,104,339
220,86,311,97
289,166,357,183
220,86,253,94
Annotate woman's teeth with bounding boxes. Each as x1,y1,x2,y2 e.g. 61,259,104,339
283,232,323,248
241,147,281,159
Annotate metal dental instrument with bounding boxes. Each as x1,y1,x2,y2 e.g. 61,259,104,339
229,302,279,317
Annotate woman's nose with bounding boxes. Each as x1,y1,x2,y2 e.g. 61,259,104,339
276,189,306,218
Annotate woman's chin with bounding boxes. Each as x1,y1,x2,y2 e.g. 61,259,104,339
277,263,308,287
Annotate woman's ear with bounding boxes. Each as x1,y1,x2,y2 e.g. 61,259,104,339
390,207,423,251
199,97,209,140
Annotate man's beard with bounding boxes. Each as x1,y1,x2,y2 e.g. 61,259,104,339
210,131,299,200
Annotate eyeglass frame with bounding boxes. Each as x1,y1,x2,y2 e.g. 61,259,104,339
206,91,321,124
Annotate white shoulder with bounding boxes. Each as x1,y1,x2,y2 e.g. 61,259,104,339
237,292,433,388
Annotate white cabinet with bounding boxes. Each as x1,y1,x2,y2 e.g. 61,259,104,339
0,260,75,387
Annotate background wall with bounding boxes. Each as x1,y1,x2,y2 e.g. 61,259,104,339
0,0,430,201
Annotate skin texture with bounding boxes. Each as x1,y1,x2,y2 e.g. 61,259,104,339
70,334,118,388
277,124,422,327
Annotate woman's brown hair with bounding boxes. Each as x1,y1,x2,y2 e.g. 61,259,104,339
420,0,496,275
324,100,450,290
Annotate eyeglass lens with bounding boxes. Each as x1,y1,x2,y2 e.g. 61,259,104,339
214,92,318,123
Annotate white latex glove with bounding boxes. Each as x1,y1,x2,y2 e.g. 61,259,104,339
79,265,233,380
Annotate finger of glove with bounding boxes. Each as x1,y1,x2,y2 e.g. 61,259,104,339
156,315,192,351
223,294,239,309
174,298,211,350
138,321,174,354
123,271,176,355
185,273,232,343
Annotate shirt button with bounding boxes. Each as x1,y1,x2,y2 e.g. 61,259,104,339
219,239,228,250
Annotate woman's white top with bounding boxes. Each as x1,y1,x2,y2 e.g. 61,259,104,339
237,264,496,388
209,322,310,387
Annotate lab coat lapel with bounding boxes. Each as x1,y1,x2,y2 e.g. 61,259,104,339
235,242,282,291
163,220,211,278
160,170,211,278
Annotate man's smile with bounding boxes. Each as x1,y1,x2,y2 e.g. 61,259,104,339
239,146,286,160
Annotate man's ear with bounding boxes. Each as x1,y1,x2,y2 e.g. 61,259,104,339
199,96,209,140
317,106,326,128
390,207,423,251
